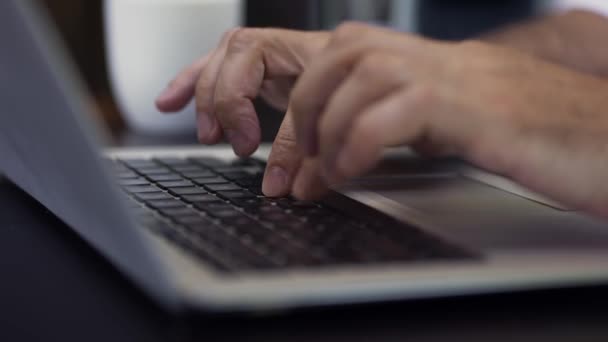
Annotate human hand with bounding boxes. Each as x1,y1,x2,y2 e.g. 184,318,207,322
156,28,330,197
290,23,608,217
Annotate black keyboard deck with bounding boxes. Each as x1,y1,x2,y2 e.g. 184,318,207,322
111,156,476,272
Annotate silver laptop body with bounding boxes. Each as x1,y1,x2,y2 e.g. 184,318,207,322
2,0,608,313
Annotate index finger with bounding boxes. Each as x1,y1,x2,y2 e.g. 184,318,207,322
290,26,431,156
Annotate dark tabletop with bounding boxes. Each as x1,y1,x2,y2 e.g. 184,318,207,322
2,133,608,341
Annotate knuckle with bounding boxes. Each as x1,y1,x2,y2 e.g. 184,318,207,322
193,72,207,91
353,53,408,85
331,22,369,45
457,39,487,51
237,110,260,131
194,68,213,93
212,95,234,115
240,107,258,124
221,27,241,42
384,53,408,71
271,134,297,159
194,82,213,113
455,39,499,65
409,84,438,110
228,27,251,44
228,27,265,52
275,125,298,147
354,53,386,80
195,99,209,116
212,96,253,129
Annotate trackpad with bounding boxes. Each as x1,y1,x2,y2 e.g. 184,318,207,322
359,177,608,251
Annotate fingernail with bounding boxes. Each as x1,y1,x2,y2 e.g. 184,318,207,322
197,113,213,142
225,129,251,156
263,166,288,197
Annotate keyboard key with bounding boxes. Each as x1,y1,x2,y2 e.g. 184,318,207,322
207,209,246,219
182,194,222,204
124,185,161,194
171,165,207,172
119,178,150,186
147,174,184,182
191,177,229,185
154,158,190,166
159,207,201,218
221,172,253,180
168,187,209,196
213,166,249,173
221,216,259,228
134,192,174,201
175,216,212,225
180,171,216,179
190,157,227,168
290,207,334,220
205,183,241,192
247,185,264,196
231,198,264,208
259,211,291,223
231,158,266,167
157,180,194,188
290,200,319,209
146,199,186,209
194,202,235,212
235,179,254,187
244,203,282,215
137,167,173,176
216,190,256,201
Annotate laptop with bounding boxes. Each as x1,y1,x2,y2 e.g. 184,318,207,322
3,0,608,313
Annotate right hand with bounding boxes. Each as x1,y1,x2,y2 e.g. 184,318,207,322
156,28,330,197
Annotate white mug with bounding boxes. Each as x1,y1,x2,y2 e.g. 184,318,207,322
551,0,608,15
104,0,242,135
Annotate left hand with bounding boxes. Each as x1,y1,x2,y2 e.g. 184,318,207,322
289,23,608,218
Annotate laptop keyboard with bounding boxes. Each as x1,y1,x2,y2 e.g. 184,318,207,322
110,156,476,272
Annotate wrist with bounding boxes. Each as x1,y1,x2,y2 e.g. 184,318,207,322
480,13,565,61
481,10,608,76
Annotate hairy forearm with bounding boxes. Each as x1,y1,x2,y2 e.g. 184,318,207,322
482,10,608,77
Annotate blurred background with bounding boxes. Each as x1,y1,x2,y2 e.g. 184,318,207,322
40,0,585,142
